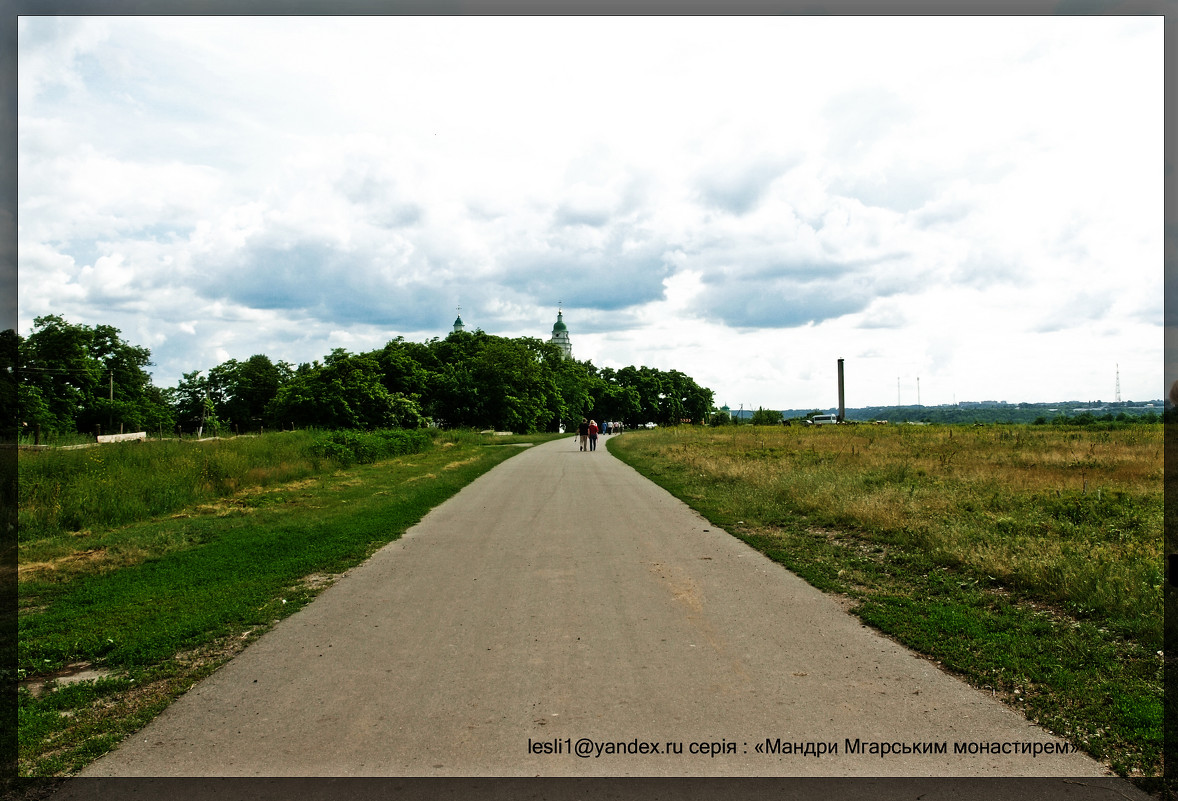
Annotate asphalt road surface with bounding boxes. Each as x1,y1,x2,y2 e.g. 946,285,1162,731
74,435,1143,787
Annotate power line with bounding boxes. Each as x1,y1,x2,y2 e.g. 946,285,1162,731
19,365,104,373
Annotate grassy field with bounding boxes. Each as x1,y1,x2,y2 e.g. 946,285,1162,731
15,429,561,776
608,423,1163,779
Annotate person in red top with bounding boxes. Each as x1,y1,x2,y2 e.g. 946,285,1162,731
588,419,599,451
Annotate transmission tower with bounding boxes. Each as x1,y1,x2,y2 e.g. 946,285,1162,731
1115,364,1121,403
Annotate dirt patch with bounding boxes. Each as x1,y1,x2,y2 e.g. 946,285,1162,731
21,662,113,698
171,631,259,671
173,476,323,519
274,478,319,491
19,629,274,775
192,498,256,517
298,572,343,592
19,548,109,578
444,457,480,470
827,590,862,613
807,525,889,563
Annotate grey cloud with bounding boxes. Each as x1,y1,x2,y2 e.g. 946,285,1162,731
950,250,1028,288
830,169,939,215
335,169,423,228
557,308,647,336
466,200,507,221
554,172,650,229
495,230,671,314
210,239,447,331
909,198,972,228
694,156,799,216
692,274,872,329
688,251,920,329
510,250,669,313
686,232,860,283
554,203,611,228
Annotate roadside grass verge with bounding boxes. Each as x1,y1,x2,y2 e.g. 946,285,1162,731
16,431,537,776
608,424,1163,778
17,428,447,545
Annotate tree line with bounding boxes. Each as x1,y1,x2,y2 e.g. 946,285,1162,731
5,315,715,437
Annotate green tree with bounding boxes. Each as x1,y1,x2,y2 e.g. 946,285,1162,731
20,315,172,434
166,370,211,432
612,365,713,427
267,349,421,430
750,407,782,426
551,356,596,430
709,407,733,426
205,354,292,431
420,332,561,432
376,338,433,400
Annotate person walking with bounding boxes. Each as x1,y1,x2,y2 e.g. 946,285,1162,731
578,418,589,451
588,419,599,452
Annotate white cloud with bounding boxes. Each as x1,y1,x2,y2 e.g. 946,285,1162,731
16,16,1164,405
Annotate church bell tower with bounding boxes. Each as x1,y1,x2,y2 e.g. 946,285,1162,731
549,306,572,359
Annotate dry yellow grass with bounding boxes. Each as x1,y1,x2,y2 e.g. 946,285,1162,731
624,423,1162,639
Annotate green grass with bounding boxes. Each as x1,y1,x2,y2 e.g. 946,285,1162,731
16,430,542,776
608,424,1163,778
19,431,332,541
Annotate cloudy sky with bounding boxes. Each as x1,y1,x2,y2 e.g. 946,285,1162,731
17,15,1163,410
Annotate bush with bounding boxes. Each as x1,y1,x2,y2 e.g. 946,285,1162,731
308,428,432,467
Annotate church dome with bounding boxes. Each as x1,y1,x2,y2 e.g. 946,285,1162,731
552,311,567,333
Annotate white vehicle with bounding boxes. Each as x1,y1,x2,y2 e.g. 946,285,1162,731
644,422,657,429
805,414,840,426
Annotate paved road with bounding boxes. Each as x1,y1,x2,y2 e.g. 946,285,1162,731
75,436,1137,783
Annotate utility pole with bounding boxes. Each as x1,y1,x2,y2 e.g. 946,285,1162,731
109,370,114,429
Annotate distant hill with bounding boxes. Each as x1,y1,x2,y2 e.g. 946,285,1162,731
761,400,1164,425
